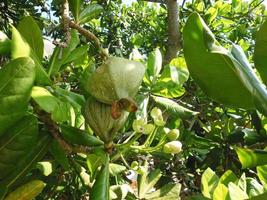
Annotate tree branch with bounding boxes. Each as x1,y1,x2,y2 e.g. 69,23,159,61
164,0,181,65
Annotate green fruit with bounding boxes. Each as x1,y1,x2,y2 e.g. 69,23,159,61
83,97,128,144
85,57,145,104
163,141,182,154
167,129,180,141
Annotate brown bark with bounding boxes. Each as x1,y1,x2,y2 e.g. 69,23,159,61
164,0,181,65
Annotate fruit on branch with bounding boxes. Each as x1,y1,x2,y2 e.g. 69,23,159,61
85,57,145,105
83,97,129,144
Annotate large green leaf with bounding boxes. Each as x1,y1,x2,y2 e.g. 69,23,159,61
17,16,44,60
2,133,51,188
152,96,198,119
78,4,103,24
213,183,230,200
4,180,45,200
183,12,253,109
11,26,50,85
236,147,267,169
254,20,267,85
0,57,35,135
69,0,81,21
147,48,162,83
201,168,219,198
0,115,38,181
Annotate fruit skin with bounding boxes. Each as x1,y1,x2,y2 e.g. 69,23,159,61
163,141,182,154
83,97,129,144
85,57,145,104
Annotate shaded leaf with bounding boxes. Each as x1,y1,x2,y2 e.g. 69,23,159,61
5,180,45,200
0,115,38,181
69,0,81,21
50,139,69,170
145,183,181,200
0,57,35,135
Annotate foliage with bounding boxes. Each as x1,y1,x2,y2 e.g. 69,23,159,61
0,0,267,199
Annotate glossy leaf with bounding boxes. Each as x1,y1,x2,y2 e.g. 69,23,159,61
109,163,126,176
228,182,248,200
78,4,103,24
236,147,267,169
90,157,110,200
254,20,267,85
257,164,267,185
201,168,219,198
60,125,103,146
11,26,50,84
17,16,44,60
219,170,238,186
246,178,264,197
69,0,81,21
0,115,38,181
0,57,35,135
50,139,70,170
31,86,59,113
213,183,230,200
4,180,45,200
152,96,198,119
183,12,254,109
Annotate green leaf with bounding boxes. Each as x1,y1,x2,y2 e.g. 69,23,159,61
213,183,230,200
246,178,264,197
228,182,248,200
0,115,38,181
48,30,79,76
87,149,107,181
62,45,89,65
144,183,181,200
0,185,7,200
50,139,70,170
51,101,74,123
249,192,267,200
78,4,103,24
90,157,110,200
254,20,267,85
69,0,81,21
183,12,254,110
17,16,44,60
257,164,267,185
0,31,11,55
31,86,59,113
152,96,198,119
138,167,162,198
2,133,51,187
109,163,126,176
4,180,45,200
0,57,35,135
147,48,162,83
168,57,189,85
236,147,267,169
11,26,50,85
201,168,219,198
219,170,238,186
60,125,103,146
